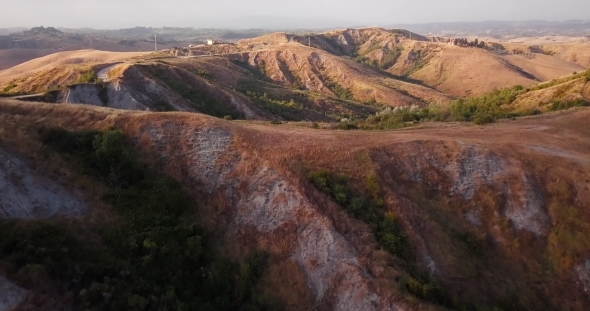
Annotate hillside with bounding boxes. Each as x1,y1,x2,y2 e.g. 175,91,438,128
240,28,588,97
226,44,452,106
2,27,588,100
0,44,452,122
509,73,590,111
0,50,146,84
542,44,590,67
1,100,590,311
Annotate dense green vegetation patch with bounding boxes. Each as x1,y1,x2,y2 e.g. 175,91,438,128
405,50,427,76
244,91,304,121
307,170,529,310
354,79,590,130
308,170,411,260
545,98,589,111
236,79,305,121
307,170,457,306
78,69,98,84
0,128,278,311
324,78,353,100
379,47,403,70
194,68,212,80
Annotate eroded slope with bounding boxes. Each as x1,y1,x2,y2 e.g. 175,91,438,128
1,100,590,310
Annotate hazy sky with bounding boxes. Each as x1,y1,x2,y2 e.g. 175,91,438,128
1,0,589,29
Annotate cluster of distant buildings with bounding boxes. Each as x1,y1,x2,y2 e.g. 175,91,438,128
188,40,214,48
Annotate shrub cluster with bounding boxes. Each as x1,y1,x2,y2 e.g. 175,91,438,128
306,169,524,310
351,84,573,130
78,69,98,84
244,91,304,121
324,78,353,100
355,46,403,71
400,275,452,307
307,171,411,260
306,170,459,305
194,68,212,79
546,98,589,111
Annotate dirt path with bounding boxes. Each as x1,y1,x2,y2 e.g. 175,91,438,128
97,63,121,81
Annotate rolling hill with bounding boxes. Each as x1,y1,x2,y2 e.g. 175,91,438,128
0,27,588,123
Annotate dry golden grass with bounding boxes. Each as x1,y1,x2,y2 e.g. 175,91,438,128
510,78,590,110
409,45,536,97
500,53,585,81
0,49,61,71
541,44,590,67
0,50,147,84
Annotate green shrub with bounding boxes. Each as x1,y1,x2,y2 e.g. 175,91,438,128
194,68,212,79
337,122,358,130
473,114,495,125
547,99,589,111
401,275,452,307
247,93,304,121
78,69,98,83
324,78,353,100
224,115,233,121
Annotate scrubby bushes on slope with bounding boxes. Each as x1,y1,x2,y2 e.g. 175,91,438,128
308,171,412,260
353,79,589,130
0,128,279,311
307,169,531,310
236,79,305,121
78,69,98,84
307,170,457,307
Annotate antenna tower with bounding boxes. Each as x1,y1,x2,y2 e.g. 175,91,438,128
155,34,157,51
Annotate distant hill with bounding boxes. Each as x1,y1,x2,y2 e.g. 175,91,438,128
1,27,588,122
0,27,27,36
390,20,590,37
